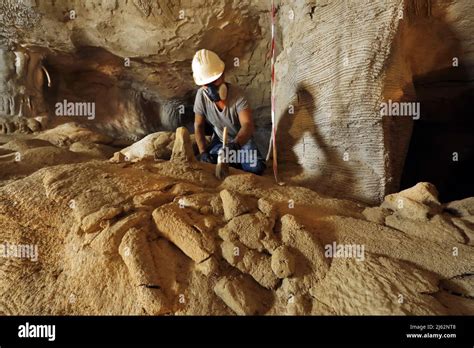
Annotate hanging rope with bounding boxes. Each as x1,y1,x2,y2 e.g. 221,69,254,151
270,0,279,183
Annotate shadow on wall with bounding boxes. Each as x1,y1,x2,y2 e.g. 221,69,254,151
277,86,356,196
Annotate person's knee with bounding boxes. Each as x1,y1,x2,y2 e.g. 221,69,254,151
241,160,266,175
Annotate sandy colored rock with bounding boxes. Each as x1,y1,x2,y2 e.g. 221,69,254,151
279,214,330,294
133,191,174,209
110,131,175,163
81,205,123,234
36,122,112,146
195,256,220,277
221,240,279,289
382,195,434,221
362,206,390,225
385,213,466,244
271,245,296,279
310,255,447,315
69,141,117,159
119,227,169,314
394,182,441,207
213,275,272,315
441,275,474,298
451,218,474,246
152,204,214,263
0,138,52,152
171,127,195,163
220,189,255,221
218,211,279,253
445,197,474,217
90,211,149,255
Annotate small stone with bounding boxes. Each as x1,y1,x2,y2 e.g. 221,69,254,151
221,240,279,289
171,127,195,162
195,256,219,276
362,206,390,224
271,245,296,279
220,189,255,221
213,275,272,315
152,204,214,263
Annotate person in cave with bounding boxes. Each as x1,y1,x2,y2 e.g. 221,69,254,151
192,49,266,175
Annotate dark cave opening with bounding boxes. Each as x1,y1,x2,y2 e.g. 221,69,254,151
400,66,474,203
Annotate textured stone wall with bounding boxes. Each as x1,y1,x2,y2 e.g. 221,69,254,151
0,0,271,140
274,0,473,204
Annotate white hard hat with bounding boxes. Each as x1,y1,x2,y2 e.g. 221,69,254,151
192,49,225,86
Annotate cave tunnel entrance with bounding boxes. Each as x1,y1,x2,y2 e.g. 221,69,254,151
400,66,474,203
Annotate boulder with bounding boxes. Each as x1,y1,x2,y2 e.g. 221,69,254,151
213,275,272,315
220,189,256,221
221,240,279,289
171,127,195,163
152,204,214,263
271,245,296,279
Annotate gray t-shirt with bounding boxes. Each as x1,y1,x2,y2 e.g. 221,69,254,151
193,83,249,142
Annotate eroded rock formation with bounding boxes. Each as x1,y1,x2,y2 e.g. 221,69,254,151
0,125,473,315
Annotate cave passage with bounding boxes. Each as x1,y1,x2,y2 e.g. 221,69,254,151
400,66,474,202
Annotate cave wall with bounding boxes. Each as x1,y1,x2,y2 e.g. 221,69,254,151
274,0,405,204
274,0,473,204
0,0,271,140
1,0,472,203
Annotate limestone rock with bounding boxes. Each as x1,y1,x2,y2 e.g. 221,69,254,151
310,255,447,315
213,275,272,315
90,211,150,255
441,275,474,298
362,206,390,225
35,122,112,146
110,131,175,162
218,212,279,253
279,214,330,293
0,138,52,152
81,205,123,234
445,197,474,217
271,246,296,279
171,127,195,163
69,141,117,159
385,213,466,244
133,191,174,209
152,204,214,263
221,240,279,289
382,195,433,221
195,256,220,277
395,182,441,207
220,189,255,221
451,218,474,246
119,227,169,314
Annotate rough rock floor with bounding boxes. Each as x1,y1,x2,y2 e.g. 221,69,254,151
0,123,473,315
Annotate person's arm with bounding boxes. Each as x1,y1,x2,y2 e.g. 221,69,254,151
194,113,207,154
234,108,254,147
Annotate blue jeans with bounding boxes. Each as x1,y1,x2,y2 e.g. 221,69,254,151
207,136,266,175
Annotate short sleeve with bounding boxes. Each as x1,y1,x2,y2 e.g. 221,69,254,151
235,93,249,114
193,88,206,116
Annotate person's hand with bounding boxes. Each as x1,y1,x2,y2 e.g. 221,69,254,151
197,152,217,163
